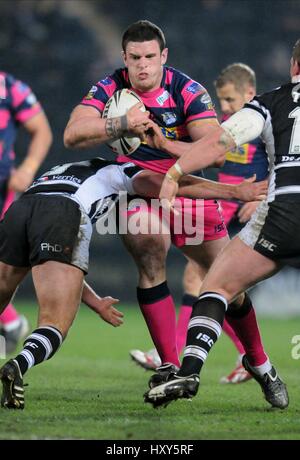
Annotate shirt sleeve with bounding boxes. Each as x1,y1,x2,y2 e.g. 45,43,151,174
10,77,42,124
181,80,217,124
80,75,118,114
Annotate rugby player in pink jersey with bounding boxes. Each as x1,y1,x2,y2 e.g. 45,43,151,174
0,72,52,353
64,20,270,389
130,64,269,385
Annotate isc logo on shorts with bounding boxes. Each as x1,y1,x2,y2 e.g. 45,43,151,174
257,237,277,252
40,243,63,252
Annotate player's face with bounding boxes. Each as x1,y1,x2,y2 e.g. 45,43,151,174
216,82,255,115
123,40,168,92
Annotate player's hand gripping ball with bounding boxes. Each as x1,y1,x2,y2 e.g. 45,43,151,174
102,89,146,155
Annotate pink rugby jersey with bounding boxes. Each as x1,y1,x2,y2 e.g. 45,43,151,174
81,66,217,174
0,72,42,182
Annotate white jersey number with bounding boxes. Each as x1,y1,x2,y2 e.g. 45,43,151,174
288,107,300,155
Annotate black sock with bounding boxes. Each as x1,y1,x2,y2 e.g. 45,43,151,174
178,292,227,377
14,326,63,375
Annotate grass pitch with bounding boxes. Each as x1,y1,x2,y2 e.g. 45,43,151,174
0,302,299,440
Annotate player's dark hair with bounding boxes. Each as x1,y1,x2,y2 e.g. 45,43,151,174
214,63,256,93
122,20,166,52
292,39,300,65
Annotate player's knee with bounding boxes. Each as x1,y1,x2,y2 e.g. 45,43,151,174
138,245,166,282
139,254,166,283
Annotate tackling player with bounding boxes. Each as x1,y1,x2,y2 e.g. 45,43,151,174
0,154,266,410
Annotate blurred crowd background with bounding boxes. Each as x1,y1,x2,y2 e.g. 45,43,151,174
1,0,300,315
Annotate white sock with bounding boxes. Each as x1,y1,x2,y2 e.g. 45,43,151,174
251,359,272,377
2,317,21,332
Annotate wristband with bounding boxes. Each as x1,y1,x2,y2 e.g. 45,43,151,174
174,162,184,176
105,115,128,138
166,162,184,182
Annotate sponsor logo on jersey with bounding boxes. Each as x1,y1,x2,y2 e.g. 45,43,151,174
200,92,214,109
100,77,113,86
16,81,28,93
156,90,170,106
186,82,202,94
292,83,300,103
201,93,211,104
160,126,181,140
226,143,253,164
26,93,37,105
161,112,177,125
51,174,81,184
85,85,98,100
281,155,300,162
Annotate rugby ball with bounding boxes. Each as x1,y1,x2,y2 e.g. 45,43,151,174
102,89,146,156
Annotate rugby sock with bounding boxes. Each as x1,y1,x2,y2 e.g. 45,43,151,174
178,292,227,377
176,294,196,355
14,326,63,375
222,318,245,355
137,281,180,367
250,358,272,376
0,304,19,325
226,293,268,367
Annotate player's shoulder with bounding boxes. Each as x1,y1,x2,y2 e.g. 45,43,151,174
252,82,296,112
166,66,207,100
0,71,16,89
97,68,129,91
0,72,32,101
256,82,292,101
167,66,200,86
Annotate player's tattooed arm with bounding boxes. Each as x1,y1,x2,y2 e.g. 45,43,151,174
105,102,151,140
105,116,128,139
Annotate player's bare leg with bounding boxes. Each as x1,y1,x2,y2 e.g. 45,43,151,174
199,236,279,299
145,237,289,409
0,261,84,409
32,261,84,337
0,263,30,355
175,258,202,356
122,208,180,382
0,262,29,314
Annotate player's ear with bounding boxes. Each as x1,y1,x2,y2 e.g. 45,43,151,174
161,48,168,65
122,50,127,66
245,85,256,102
248,86,256,100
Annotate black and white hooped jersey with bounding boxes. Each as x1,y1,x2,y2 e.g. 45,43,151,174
25,158,141,223
244,81,300,201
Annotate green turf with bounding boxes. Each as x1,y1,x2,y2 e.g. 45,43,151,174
0,302,299,440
